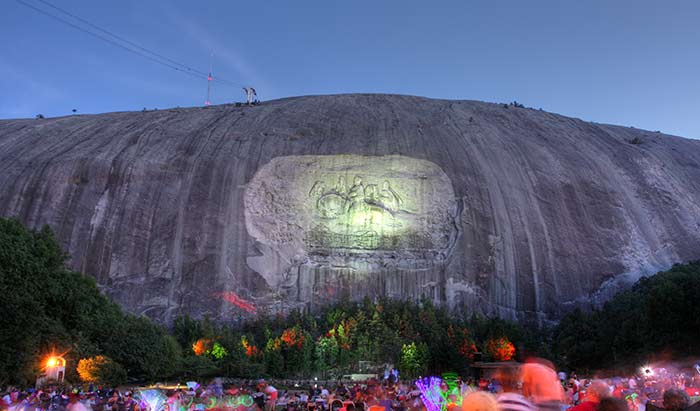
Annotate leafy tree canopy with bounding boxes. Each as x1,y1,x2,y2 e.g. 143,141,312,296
0,218,180,385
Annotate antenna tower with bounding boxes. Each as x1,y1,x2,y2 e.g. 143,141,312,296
205,54,212,106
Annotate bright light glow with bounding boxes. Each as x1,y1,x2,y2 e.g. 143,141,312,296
415,377,448,411
137,389,166,411
45,355,65,368
641,365,654,377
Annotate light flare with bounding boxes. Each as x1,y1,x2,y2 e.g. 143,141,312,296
416,377,449,411
137,389,167,411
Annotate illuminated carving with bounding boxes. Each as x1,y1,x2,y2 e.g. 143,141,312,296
244,155,458,287
306,175,413,250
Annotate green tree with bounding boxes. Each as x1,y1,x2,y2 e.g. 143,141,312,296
398,342,429,379
264,338,284,377
0,218,183,384
181,355,218,378
173,315,203,349
104,315,182,381
554,262,700,370
315,335,338,377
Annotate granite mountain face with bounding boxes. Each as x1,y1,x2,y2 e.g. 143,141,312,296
1,94,699,323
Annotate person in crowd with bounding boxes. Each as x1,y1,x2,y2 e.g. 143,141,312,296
598,397,629,411
122,393,140,411
266,386,278,410
298,390,309,404
495,366,536,411
628,378,638,391
521,359,565,411
66,393,88,411
462,391,499,411
570,378,582,405
568,380,611,411
2,390,12,407
661,389,690,411
336,384,348,398
106,391,120,411
252,387,265,411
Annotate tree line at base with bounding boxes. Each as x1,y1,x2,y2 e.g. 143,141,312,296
1,218,698,386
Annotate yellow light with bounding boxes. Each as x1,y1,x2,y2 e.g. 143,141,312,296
45,356,65,368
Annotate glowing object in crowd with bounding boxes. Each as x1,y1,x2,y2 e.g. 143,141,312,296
442,372,461,406
186,381,200,391
416,377,449,411
137,389,167,411
209,395,254,409
217,291,257,314
641,366,654,377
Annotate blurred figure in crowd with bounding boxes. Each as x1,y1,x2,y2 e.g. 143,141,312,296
569,381,610,411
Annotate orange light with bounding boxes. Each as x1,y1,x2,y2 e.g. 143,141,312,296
45,356,65,368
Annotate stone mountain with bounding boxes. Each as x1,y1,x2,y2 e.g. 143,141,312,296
1,94,700,324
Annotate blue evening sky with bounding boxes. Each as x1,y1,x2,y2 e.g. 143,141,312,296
1,1,699,139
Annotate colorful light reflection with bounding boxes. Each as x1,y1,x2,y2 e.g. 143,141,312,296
217,291,257,314
415,377,448,411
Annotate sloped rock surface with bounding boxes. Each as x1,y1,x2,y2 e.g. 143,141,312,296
1,94,699,323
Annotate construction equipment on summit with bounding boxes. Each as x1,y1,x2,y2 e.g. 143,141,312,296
243,87,257,105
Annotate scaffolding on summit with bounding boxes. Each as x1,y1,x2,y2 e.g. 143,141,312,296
243,87,258,105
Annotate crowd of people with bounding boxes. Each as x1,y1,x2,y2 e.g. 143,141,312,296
2,360,699,411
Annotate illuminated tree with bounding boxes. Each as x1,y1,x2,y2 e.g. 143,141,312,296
0,219,180,384
398,342,429,378
458,339,478,361
448,325,478,361
281,327,305,348
77,356,105,382
484,337,516,361
315,334,338,376
76,356,126,385
264,337,284,376
210,342,228,360
241,336,260,358
192,338,212,356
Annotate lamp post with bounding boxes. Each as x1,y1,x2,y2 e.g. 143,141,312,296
37,355,66,387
